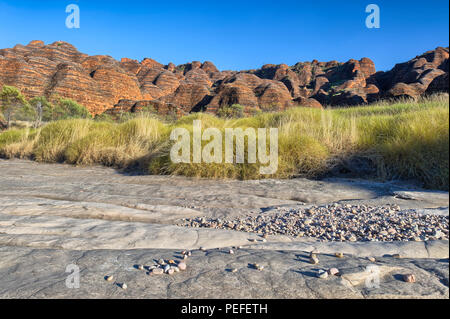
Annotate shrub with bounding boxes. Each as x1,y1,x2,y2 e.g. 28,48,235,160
217,104,245,118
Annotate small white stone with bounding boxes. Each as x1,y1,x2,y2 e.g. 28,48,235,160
120,283,127,290
328,268,340,276
310,255,319,264
178,262,187,271
317,270,328,279
151,268,164,275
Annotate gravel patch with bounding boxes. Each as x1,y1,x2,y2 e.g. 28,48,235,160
178,203,449,242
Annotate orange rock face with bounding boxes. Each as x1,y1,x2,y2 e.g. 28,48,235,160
0,41,448,115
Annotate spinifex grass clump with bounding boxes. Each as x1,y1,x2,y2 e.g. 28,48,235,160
0,94,448,190
65,117,169,168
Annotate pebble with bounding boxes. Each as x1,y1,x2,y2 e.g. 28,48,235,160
105,275,114,282
393,254,402,259
335,252,344,258
120,283,127,290
231,268,238,273
403,274,416,283
167,268,175,275
229,249,235,255
137,265,144,270
310,250,320,256
158,259,166,265
178,262,187,271
368,257,376,262
151,268,164,275
163,265,171,273
317,270,328,279
310,255,319,264
328,268,340,276
178,204,449,242
200,247,207,252
172,266,180,273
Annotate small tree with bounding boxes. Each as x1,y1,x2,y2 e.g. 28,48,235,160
53,98,92,120
0,86,31,128
29,96,55,124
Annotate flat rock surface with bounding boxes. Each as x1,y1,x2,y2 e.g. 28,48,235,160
0,159,448,298
0,247,448,299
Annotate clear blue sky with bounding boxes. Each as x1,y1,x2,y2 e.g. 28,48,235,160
0,0,448,71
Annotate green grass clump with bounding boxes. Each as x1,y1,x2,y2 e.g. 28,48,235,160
0,94,448,190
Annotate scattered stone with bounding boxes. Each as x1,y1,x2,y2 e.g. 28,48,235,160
328,268,340,276
151,268,164,275
403,274,416,283
177,204,449,242
231,268,238,273
164,265,171,273
137,265,144,270
310,255,319,265
105,275,114,282
335,252,344,258
158,259,166,265
317,270,329,279
393,254,402,259
120,283,127,290
368,257,376,262
229,249,235,255
178,262,187,271
310,250,320,256
172,266,180,273
167,268,175,275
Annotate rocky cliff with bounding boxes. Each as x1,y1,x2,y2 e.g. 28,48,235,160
0,41,448,116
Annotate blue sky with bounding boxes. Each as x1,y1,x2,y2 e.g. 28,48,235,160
0,0,448,71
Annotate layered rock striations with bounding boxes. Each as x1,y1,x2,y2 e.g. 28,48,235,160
0,41,448,116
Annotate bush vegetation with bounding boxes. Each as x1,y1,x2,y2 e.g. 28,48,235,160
0,86,448,190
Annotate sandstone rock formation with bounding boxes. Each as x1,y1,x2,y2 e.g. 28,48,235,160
0,41,448,116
